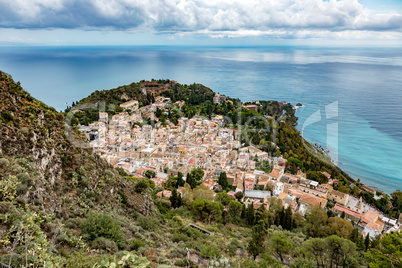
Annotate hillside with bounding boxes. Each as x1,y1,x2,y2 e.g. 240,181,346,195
1,71,401,268
0,72,156,267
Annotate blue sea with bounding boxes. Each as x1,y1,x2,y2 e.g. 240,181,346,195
1,45,402,193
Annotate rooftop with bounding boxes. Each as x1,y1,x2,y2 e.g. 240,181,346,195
244,190,271,199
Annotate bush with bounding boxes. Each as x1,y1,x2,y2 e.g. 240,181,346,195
11,165,25,174
137,215,157,230
91,237,118,253
1,111,14,123
128,238,145,250
0,158,9,168
80,213,124,245
174,259,187,267
17,172,32,185
118,190,128,204
134,180,149,193
16,183,28,195
0,253,26,268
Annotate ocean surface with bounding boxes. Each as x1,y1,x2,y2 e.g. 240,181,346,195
1,45,402,193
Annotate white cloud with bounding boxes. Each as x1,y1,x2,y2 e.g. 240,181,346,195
0,0,401,39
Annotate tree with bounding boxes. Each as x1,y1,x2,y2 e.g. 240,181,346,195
186,173,197,189
365,249,393,268
269,232,293,263
170,188,181,209
207,201,224,223
218,172,229,189
303,238,326,268
283,206,293,230
327,217,353,239
215,191,232,206
191,168,204,181
241,203,247,220
193,184,214,201
325,235,356,268
364,234,371,252
366,232,402,267
306,205,328,237
247,220,267,259
177,172,185,187
235,191,244,201
192,198,209,221
350,228,364,251
145,170,155,178
290,258,316,268
247,203,255,226
228,200,243,220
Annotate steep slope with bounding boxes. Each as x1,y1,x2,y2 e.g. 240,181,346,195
0,71,154,266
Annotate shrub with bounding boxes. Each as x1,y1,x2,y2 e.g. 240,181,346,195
134,180,149,193
174,259,187,267
17,172,32,185
1,111,14,123
137,215,157,230
11,165,25,174
118,190,128,204
128,238,146,250
80,213,124,245
0,158,9,168
0,253,26,268
91,237,118,253
171,232,189,243
16,183,28,195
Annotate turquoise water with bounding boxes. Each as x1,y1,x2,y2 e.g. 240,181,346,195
1,46,401,193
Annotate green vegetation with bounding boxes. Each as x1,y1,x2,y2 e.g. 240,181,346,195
1,71,401,267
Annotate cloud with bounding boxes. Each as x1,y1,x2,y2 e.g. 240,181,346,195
0,0,401,38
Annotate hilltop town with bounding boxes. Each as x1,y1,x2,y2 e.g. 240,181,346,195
77,81,401,240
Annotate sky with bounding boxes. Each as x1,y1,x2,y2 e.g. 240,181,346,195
0,0,401,46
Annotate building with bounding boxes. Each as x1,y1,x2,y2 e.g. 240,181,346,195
213,94,227,104
243,104,258,112
360,210,384,234
120,100,139,110
333,204,362,223
244,190,271,201
99,112,109,123
328,190,350,206
299,183,329,199
273,182,284,196
269,169,284,181
297,193,327,216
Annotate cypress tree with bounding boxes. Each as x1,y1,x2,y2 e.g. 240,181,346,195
284,206,293,230
241,204,247,220
247,203,255,226
218,172,229,190
170,188,178,208
279,207,286,228
186,173,197,189
177,172,185,187
364,234,371,251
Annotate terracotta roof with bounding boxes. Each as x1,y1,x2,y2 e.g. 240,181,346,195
361,210,379,225
278,193,288,199
300,193,327,208
270,169,282,178
334,204,362,218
